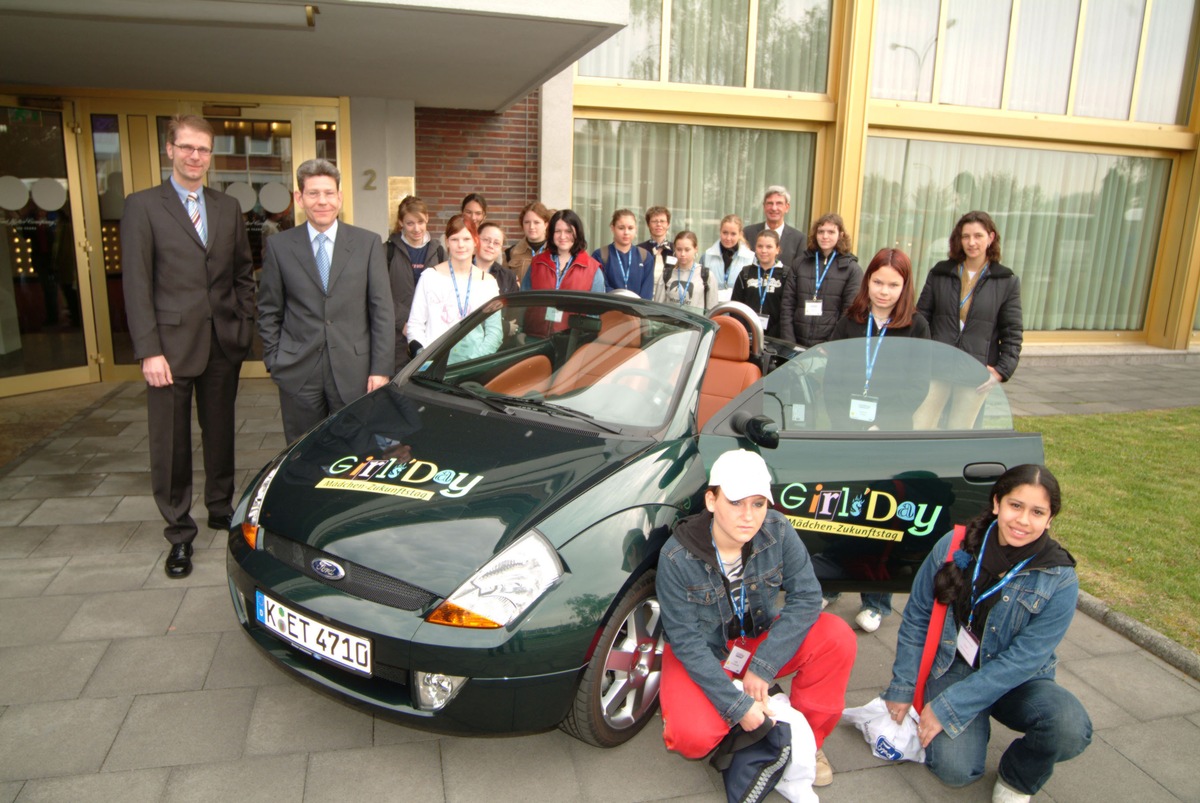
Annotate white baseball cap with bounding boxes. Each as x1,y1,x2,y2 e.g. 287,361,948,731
708,449,774,503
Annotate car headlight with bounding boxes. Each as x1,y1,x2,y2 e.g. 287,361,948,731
425,531,563,629
233,463,281,550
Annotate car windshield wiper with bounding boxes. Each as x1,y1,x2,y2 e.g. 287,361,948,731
410,376,511,414
496,396,622,434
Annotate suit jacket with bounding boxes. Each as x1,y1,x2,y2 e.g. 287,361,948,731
743,222,805,267
258,222,394,403
122,181,255,376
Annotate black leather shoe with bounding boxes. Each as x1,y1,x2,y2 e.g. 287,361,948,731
207,513,233,531
165,543,193,578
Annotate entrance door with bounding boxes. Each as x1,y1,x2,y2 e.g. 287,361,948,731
0,97,100,395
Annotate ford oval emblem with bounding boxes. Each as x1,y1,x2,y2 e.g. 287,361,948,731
311,558,346,580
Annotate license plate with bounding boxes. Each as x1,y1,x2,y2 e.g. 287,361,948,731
255,590,372,676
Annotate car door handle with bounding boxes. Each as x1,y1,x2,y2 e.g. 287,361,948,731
964,462,1006,483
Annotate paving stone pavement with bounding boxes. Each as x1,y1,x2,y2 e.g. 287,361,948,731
0,359,1198,803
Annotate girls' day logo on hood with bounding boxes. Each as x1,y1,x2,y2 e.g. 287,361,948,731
317,454,484,500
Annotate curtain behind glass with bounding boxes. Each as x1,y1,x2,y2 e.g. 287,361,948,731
940,0,1011,108
670,0,750,86
1007,0,1080,114
754,0,831,92
578,0,663,80
871,0,941,101
1074,0,1146,119
1136,0,1199,124
573,119,815,253
860,136,1169,331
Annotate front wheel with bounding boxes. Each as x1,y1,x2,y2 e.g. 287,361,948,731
560,571,664,747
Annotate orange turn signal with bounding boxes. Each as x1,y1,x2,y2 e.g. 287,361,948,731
425,601,502,629
241,522,260,550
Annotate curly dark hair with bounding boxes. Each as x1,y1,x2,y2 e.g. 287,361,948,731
947,211,1002,263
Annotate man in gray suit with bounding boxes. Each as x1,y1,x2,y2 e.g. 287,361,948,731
258,158,394,444
122,114,255,578
744,185,805,267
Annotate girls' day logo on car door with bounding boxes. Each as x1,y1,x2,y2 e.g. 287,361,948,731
777,482,945,542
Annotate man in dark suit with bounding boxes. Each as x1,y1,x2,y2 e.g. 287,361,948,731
122,114,255,579
258,158,394,444
744,185,805,267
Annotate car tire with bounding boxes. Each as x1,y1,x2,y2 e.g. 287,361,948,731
560,570,664,747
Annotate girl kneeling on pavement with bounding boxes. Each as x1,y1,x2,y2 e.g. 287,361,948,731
657,449,857,787
883,464,1091,802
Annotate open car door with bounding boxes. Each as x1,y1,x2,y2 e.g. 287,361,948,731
697,338,1044,595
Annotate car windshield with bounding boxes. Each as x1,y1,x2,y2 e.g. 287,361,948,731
749,337,1016,433
408,293,703,431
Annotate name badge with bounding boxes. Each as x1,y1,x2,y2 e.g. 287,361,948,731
758,314,770,330
723,645,752,675
956,626,980,666
804,299,823,316
545,308,563,323
849,394,878,422
665,255,678,266
790,403,806,424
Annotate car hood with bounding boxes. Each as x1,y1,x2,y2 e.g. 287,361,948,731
258,385,646,597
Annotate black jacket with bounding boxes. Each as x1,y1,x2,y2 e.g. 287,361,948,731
387,234,445,373
780,250,863,347
916,260,1023,381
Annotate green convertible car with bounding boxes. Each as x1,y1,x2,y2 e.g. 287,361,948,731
226,291,1042,747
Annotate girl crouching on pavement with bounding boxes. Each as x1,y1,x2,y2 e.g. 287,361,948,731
883,464,1091,802
657,449,857,787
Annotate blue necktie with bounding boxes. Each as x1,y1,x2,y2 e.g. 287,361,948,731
315,233,330,292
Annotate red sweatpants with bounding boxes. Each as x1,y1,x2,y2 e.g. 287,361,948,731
660,612,857,759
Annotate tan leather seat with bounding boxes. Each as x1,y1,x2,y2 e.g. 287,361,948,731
697,315,762,429
547,311,643,396
485,354,552,396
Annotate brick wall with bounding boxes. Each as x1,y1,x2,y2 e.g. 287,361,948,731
414,91,540,246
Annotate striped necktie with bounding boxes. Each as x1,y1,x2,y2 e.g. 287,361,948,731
315,232,331,292
186,191,206,245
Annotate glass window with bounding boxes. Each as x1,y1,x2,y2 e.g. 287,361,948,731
754,0,832,93
860,136,1170,331
871,0,942,101
939,0,1011,109
315,121,337,164
669,0,750,86
573,119,815,255
1073,0,1147,119
1007,0,1080,114
578,0,663,80
1136,0,1199,124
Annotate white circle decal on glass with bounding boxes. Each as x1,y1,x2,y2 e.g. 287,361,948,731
0,176,30,211
259,182,292,215
31,178,68,211
225,181,257,212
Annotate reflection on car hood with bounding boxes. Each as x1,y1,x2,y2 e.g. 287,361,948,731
258,386,640,596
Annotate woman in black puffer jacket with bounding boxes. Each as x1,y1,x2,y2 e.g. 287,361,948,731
780,213,863,347
913,211,1023,430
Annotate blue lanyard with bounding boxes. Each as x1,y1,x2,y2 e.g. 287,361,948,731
966,521,1035,630
676,265,696,305
863,316,889,394
449,266,473,319
813,250,836,296
756,262,778,312
712,538,748,640
552,254,570,290
957,263,990,311
613,246,633,287
532,242,547,257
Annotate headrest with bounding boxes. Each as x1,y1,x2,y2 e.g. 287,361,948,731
711,315,750,361
596,310,642,347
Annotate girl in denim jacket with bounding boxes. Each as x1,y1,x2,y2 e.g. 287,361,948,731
883,464,1091,802
657,449,856,787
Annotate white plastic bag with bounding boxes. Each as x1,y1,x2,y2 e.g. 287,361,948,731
731,682,818,802
841,696,925,764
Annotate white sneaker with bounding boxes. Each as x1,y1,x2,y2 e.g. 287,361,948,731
820,597,830,610
855,609,882,633
992,778,1032,803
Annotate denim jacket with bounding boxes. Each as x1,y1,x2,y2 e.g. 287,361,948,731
658,509,822,726
883,530,1078,738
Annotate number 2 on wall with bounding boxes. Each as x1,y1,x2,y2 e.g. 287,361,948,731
362,169,377,191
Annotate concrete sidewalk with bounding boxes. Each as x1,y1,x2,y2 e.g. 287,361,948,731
0,356,1198,802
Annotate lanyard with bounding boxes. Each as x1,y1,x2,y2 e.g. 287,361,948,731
756,262,778,312
712,538,748,641
813,250,836,297
614,246,633,287
966,521,1035,630
552,254,570,290
957,263,990,311
863,316,889,394
449,266,473,319
532,242,547,257
676,265,696,305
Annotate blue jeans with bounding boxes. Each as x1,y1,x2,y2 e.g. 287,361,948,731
924,658,1092,794
822,592,893,616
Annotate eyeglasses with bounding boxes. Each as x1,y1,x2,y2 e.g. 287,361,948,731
480,237,504,248
172,144,213,157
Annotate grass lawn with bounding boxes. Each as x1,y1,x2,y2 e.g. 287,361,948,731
1015,407,1200,654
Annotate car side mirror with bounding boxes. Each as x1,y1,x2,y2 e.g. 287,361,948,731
731,411,780,449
